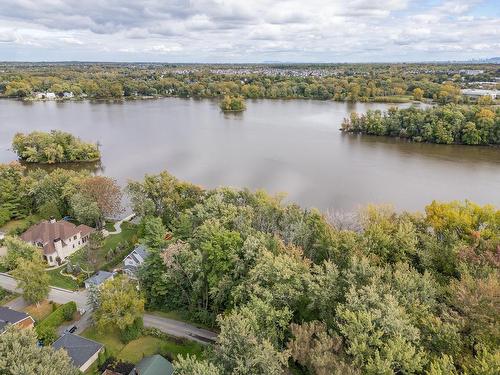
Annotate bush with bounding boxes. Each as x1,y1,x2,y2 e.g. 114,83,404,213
0,208,11,227
62,303,76,321
120,317,144,343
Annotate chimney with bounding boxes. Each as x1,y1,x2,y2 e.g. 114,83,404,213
49,217,56,224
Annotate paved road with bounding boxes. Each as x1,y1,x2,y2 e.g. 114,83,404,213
0,273,216,344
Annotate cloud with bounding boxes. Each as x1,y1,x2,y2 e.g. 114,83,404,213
0,0,498,62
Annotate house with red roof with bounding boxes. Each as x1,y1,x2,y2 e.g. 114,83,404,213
20,218,94,266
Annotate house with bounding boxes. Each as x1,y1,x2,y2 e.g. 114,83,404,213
123,244,150,279
0,307,35,333
461,89,499,99
84,271,114,289
129,355,174,375
63,91,74,99
20,218,94,266
0,231,5,241
52,333,103,372
45,92,57,100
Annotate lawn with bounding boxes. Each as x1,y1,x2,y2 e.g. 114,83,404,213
24,300,57,321
70,222,138,272
82,326,204,365
46,267,80,291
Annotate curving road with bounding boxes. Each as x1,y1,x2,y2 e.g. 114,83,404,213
0,273,216,344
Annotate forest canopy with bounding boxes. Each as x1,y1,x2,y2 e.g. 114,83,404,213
12,130,101,163
341,104,500,145
126,171,500,375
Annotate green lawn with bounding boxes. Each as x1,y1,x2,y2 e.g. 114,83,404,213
46,267,79,290
82,326,204,365
70,222,138,272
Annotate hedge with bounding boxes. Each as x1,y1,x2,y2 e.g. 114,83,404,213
36,301,77,342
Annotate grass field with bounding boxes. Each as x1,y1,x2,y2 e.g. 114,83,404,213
46,267,79,290
24,300,57,321
82,326,204,365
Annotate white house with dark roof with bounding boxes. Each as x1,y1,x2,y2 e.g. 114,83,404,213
52,333,103,372
123,244,150,279
20,218,94,266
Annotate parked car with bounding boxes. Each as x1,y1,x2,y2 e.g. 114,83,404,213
64,325,77,334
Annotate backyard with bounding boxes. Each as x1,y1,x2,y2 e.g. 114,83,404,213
82,327,204,374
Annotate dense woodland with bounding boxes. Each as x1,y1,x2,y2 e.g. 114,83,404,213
1,163,499,374
12,131,101,163
0,63,498,103
342,104,500,145
126,171,500,375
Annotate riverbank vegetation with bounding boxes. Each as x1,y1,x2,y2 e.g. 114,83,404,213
219,95,246,112
0,163,121,232
342,104,500,145
12,130,101,163
0,62,497,103
126,171,500,374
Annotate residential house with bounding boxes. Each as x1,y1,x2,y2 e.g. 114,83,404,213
20,218,94,266
84,270,114,289
129,354,174,375
461,89,499,99
0,231,5,241
52,333,104,372
123,244,150,279
0,307,35,333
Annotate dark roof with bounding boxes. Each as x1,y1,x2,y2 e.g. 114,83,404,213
0,307,31,332
52,333,103,368
130,355,174,375
20,220,94,255
85,271,114,286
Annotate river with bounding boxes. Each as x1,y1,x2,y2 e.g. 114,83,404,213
1,98,499,212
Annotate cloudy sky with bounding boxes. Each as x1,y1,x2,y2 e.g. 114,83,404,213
0,0,499,62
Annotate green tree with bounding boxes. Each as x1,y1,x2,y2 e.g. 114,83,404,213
174,355,222,375
1,236,39,271
70,192,101,227
0,326,79,375
12,258,50,305
93,276,145,335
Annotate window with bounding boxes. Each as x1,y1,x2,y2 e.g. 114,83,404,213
73,235,77,240
49,256,53,263
72,244,75,249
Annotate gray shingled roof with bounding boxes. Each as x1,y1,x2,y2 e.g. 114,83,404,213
85,271,114,286
52,333,103,368
0,307,31,332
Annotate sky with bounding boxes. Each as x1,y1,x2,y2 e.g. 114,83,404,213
0,0,499,63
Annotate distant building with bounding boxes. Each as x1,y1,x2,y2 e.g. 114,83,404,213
20,218,94,266
0,231,5,241
84,270,115,289
459,69,484,76
63,92,74,98
52,333,103,372
0,307,35,333
461,89,498,99
129,354,174,375
123,244,150,279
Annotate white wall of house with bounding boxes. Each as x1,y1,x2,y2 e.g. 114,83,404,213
79,348,102,372
46,233,87,266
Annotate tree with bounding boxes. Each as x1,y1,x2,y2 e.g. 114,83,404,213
93,276,145,334
174,355,222,375
413,88,424,101
12,258,50,304
0,326,79,375
78,176,122,218
141,216,167,250
219,95,246,111
70,193,101,227
212,309,289,375
1,236,39,271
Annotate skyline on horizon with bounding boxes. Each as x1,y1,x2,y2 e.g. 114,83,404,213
0,0,499,63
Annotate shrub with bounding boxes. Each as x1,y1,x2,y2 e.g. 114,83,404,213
120,317,144,343
37,326,58,345
0,208,11,227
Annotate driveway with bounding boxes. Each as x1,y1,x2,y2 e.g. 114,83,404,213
1,273,217,344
